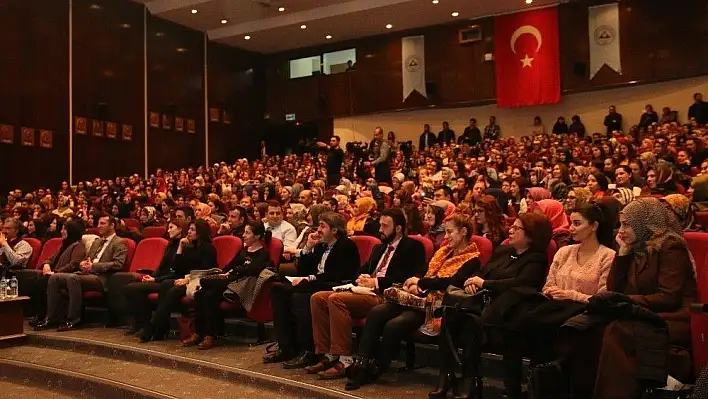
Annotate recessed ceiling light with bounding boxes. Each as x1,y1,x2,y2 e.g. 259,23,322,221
191,9,198,14
451,11,459,17
300,24,307,29
325,35,332,39
244,35,251,40
89,4,101,9
221,19,228,24
386,24,393,29
156,32,164,37
525,0,533,3
278,7,285,12
432,0,439,3
176,47,187,52
119,23,131,28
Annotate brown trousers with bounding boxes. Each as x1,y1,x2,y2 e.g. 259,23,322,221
310,291,383,356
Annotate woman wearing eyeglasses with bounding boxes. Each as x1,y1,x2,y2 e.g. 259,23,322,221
471,195,507,249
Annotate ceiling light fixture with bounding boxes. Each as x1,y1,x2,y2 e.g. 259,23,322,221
119,23,131,28
326,35,332,39
278,7,285,12
221,19,228,24
176,47,187,52
451,11,459,17
385,24,393,29
525,0,533,4
191,9,197,14
300,24,307,29
89,4,101,9
432,0,439,3
244,35,251,40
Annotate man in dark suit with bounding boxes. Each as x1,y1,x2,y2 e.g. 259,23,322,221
307,208,426,380
437,121,456,145
264,212,360,369
418,124,437,152
603,105,623,138
36,215,127,331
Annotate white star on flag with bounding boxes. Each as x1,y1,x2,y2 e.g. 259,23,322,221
521,54,534,68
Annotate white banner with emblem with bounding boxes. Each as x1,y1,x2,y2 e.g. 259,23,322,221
589,3,622,79
401,35,427,101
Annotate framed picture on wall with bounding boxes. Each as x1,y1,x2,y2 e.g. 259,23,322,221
106,122,117,139
175,116,184,132
209,108,220,122
75,117,87,134
122,124,133,141
40,130,53,148
0,124,13,144
162,114,172,130
21,127,35,146
187,119,195,134
149,112,160,128
223,110,231,125
92,120,104,137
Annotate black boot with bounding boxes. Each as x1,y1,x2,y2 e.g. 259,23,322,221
502,356,523,399
428,372,459,399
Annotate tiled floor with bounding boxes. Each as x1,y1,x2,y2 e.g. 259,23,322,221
0,380,78,399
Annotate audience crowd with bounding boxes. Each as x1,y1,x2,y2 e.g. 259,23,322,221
2,94,708,399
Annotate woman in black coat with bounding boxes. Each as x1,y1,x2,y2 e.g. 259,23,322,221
429,213,552,399
139,219,217,342
120,219,188,335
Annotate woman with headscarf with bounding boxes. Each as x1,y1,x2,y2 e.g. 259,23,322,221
662,194,703,231
522,187,552,214
346,197,379,237
194,202,218,230
138,206,158,230
537,199,571,248
651,161,682,195
540,198,697,399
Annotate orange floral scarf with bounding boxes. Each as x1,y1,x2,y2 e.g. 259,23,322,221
420,242,481,336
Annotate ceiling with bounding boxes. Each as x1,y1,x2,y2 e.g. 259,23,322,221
134,0,563,54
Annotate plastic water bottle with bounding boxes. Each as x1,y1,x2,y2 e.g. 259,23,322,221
0,278,7,300
7,276,18,298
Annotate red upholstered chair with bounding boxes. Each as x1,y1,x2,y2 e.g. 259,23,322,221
695,212,708,229
686,233,708,376
268,237,284,267
24,238,43,270
213,236,243,269
35,238,63,269
471,235,493,266
409,234,434,262
127,238,168,273
142,226,167,239
122,218,140,229
351,235,382,266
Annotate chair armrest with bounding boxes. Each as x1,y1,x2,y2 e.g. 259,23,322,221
690,303,708,313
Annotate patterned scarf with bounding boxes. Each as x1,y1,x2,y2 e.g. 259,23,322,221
419,241,481,336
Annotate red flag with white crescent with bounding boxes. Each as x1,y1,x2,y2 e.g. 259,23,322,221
494,7,560,108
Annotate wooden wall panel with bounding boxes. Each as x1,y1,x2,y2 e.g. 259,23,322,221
146,15,205,172
0,0,69,194
265,0,708,124
72,0,145,183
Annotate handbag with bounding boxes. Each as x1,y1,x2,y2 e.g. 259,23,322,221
441,285,490,315
383,283,426,310
185,268,223,298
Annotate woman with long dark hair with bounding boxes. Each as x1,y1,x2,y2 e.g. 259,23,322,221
182,220,273,349
139,219,217,342
26,220,86,325
472,195,508,249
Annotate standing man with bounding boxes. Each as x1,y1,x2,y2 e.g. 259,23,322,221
437,121,456,145
688,93,708,126
459,118,482,146
484,116,501,141
318,136,344,188
366,127,392,184
603,105,623,138
418,124,437,152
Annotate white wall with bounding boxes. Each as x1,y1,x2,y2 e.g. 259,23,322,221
333,75,708,143
289,56,320,79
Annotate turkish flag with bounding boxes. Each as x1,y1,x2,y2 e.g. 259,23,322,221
494,7,560,108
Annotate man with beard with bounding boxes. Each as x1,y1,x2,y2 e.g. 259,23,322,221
305,209,427,382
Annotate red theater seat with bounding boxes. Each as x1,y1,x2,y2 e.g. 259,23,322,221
24,238,43,270
471,235,493,266
351,236,381,267
35,238,63,269
127,238,168,273
213,236,243,269
142,226,167,239
409,234,434,262
122,218,140,229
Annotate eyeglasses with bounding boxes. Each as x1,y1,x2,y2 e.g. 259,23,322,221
509,225,525,232
473,209,484,214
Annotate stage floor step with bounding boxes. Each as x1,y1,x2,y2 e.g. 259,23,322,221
0,380,79,399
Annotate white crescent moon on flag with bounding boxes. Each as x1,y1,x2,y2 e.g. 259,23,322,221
510,25,542,54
